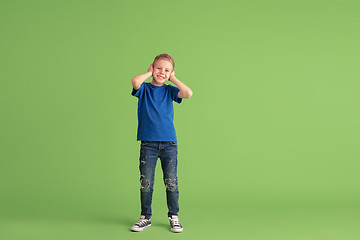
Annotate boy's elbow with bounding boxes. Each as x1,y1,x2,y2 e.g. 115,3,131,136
131,78,140,90
188,90,193,98
182,90,193,99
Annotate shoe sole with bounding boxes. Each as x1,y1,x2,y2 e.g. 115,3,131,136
171,228,183,233
130,224,151,232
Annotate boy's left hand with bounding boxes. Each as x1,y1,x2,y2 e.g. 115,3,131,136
169,70,175,82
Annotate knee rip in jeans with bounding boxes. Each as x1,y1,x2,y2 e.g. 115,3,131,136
165,178,177,192
140,175,150,192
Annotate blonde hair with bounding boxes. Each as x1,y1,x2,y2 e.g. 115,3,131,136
153,53,175,70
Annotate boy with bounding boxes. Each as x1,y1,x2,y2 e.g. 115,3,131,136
130,54,192,233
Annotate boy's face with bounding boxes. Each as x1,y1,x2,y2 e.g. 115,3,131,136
151,59,173,86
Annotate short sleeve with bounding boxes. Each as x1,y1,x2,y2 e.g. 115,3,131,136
169,85,182,104
131,82,145,98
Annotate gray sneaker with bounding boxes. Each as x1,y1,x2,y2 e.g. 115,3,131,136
169,215,183,233
130,215,151,232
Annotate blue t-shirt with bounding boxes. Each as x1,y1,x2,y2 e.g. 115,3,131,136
131,82,182,142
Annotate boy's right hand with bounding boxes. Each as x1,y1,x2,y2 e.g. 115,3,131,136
147,63,153,73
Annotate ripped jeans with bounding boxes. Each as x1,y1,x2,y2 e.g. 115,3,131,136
138,141,179,219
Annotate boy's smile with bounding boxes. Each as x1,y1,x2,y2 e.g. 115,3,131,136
151,59,173,86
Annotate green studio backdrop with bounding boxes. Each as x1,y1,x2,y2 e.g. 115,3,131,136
1,0,359,239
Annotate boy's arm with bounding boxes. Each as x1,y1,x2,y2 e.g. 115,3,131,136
169,71,193,99
131,64,153,90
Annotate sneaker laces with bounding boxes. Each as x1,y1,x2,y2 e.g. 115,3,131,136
170,217,181,227
135,218,149,227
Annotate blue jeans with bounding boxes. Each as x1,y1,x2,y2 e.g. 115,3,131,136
138,141,179,219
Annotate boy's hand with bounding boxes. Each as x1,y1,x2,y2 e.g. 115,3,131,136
169,70,175,81
147,63,154,73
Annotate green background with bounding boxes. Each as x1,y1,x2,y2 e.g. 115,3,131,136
1,0,359,239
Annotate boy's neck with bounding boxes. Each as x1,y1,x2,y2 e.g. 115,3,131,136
150,80,164,87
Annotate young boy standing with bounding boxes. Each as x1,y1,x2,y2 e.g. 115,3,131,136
130,54,192,233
